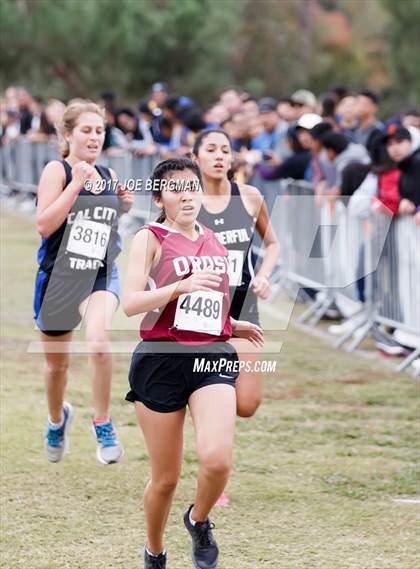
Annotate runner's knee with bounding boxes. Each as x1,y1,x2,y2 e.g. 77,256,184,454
151,473,179,496
199,447,232,478
45,357,69,377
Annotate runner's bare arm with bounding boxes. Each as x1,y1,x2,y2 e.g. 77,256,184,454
123,229,223,316
36,161,94,237
239,184,280,292
251,189,280,279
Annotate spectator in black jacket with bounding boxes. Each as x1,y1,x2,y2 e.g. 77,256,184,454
384,125,420,224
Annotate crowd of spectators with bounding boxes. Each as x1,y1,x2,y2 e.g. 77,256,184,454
2,83,419,209
1,83,419,363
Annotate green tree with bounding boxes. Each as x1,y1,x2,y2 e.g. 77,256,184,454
0,0,240,103
380,0,420,106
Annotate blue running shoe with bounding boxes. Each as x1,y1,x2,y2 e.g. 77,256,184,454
45,401,73,463
92,419,123,464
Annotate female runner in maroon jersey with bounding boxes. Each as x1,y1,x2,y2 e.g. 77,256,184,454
123,158,263,569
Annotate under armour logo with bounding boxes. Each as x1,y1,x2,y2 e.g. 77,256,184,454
214,218,224,225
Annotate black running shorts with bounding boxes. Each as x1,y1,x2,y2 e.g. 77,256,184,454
126,341,239,413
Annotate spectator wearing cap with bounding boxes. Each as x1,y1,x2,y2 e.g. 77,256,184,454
290,89,317,118
320,131,370,196
149,82,169,112
348,131,399,219
251,97,291,162
293,113,323,181
384,125,420,224
354,90,384,146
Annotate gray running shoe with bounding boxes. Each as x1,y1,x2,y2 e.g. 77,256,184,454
92,419,123,464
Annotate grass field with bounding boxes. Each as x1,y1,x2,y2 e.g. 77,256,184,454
1,209,419,569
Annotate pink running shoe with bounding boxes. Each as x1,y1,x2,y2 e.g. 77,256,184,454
215,492,230,507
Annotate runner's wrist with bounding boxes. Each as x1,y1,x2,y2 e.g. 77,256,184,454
256,272,270,281
67,180,84,195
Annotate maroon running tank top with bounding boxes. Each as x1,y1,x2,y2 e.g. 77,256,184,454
139,221,233,344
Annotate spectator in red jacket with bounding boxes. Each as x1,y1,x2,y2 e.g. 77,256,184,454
384,125,420,224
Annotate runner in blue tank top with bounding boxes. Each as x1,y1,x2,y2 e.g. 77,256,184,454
34,101,133,465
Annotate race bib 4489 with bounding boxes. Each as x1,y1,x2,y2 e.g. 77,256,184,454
174,290,224,335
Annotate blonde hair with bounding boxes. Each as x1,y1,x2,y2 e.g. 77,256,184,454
57,101,105,158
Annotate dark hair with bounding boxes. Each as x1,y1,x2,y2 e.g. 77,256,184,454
359,89,379,105
328,85,349,100
287,126,305,153
115,107,136,118
151,158,202,223
220,118,232,128
310,122,333,141
320,94,337,118
192,128,233,156
340,92,357,100
341,162,371,196
101,91,116,102
163,96,180,113
158,116,173,134
138,99,153,116
367,130,395,174
402,108,420,117
320,132,349,155
242,96,257,104
179,108,207,132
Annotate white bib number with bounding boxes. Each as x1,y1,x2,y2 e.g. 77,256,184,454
67,219,111,260
227,250,244,286
174,290,224,335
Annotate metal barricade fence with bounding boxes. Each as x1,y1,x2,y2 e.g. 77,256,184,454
1,139,60,194
374,215,420,372
277,179,419,375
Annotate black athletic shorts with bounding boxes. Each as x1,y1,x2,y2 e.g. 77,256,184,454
229,286,260,326
126,340,239,413
34,263,119,336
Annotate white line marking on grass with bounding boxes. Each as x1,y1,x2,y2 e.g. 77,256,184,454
392,498,420,505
